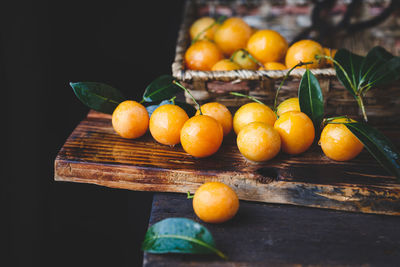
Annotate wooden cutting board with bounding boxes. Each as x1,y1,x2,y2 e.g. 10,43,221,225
54,110,400,215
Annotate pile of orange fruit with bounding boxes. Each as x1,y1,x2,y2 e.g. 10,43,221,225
185,16,337,71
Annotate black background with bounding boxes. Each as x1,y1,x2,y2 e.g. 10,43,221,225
3,0,186,266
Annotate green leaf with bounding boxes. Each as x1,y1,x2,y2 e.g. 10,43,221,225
145,100,172,117
298,69,324,129
343,122,400,179
366,56,400,89
359,46,394,85
142,75,180,103
70,82,125,114
334,49,365,96
175,101,197,117
142,218,227,259
145,100,196,117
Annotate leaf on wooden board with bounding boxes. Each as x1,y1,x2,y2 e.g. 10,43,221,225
70,82,125,114
142,75,181,103
142,217,227,259
298,69,324,129
343,122,400,180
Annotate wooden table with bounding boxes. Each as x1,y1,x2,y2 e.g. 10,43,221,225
143,193,400,266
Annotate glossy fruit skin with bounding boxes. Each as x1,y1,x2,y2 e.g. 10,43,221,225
276,98,300,117
231,49,258,70
320,119,364,161
214,17,252,56
189,17,218,41
285,39,325,69
237,122,281,162
149,104,189,146
193,182,239,223
185,40,223,71
112,100,149,139
195,102,233,136
246,29,288,63
259,62,287,71
180,115,223,158
273,111,315,155
233,102,276,135
323,47,337,67
211,59,241,71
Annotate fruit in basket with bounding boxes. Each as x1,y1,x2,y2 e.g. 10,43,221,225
259,62,287,71
185,40,223,71
189,17,218,41
112,100,149,139
276,98,300,117
180,115,223,158
231,49,258,70
193,182,239,223
149,104,189,146
320,118,364,161
285,39,325,69
195,102,233,136
274,111,315,154
246,29,288,63
323,47,337,67
214,17,252,56
237,122,281,162
233,102,276,135
211,59,241,71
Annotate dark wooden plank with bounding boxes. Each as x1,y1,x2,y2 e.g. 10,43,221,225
54,110,400,215
143,193,400,267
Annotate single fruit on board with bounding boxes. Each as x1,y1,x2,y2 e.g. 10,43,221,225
180,115,223,158
285,39,325,69
193,182,239,223
185,40,223,71
214,17,252,56
190,17,218,41
237,122,281,162
195,102,233,136
112,100,149,139
149,104,189,146
231,49,258,70
274,111,315,154
320,118,364,161
259,62,287,71
246,29,288,63
323,47,337,67
211,59,241,71
233,102,276,135
276,97,300,117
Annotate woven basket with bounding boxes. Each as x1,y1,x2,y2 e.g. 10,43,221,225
172,0,400,122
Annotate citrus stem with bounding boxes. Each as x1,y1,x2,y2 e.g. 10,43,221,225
186,191,194,199
230,92,265,105
173,80,202,115
273,61,313,111
323,115,351,127
230,48,263,68
356,95,368,122
169,96,177,105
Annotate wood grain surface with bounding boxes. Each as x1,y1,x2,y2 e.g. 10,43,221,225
143,193,400,267
54,110,400,215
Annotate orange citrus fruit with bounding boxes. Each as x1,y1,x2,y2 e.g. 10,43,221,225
189,17,218,41
211,59,241,71
195,102,233,136
285,39,325,69
193,182,239,223
214,17,252,56
149,104,189,146
180,115,223,158
323,47,337,67
259,62,287,71
320,118,364,161
276,98,300,117
274,111,315,154
237,122,281,162
246,29,288,63
112,100,149,139
185,40,223,71
233,102,276,135
231,49,258,70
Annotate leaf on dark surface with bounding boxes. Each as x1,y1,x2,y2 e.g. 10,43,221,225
334,49,364,96
344,122,400,180
298,69,324,129
70,82,125,114
142,218,227,259
145,100,196,117
142,75,180,103
175,101,197,117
